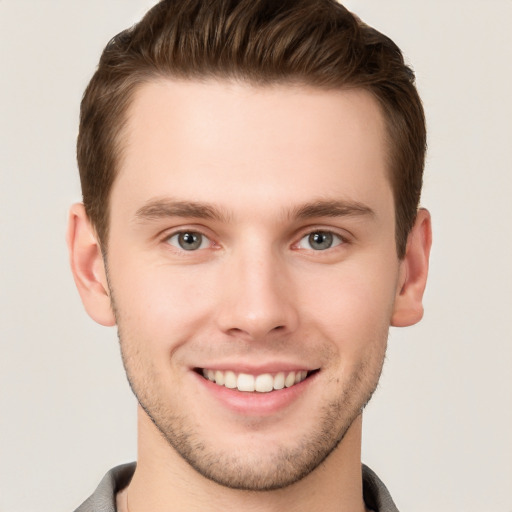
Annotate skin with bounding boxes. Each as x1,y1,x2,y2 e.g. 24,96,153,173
68,80,431,512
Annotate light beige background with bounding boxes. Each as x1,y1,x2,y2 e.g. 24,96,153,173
1,1,511,511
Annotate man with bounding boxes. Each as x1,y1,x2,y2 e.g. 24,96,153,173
67,0,431,510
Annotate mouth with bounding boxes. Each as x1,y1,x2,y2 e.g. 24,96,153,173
195,368,319,393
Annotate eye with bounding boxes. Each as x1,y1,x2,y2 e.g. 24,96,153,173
166,231,210,251
297,231,344,251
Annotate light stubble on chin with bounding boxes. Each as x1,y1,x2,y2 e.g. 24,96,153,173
106,274,387,491
117,333,385,491
136,385,372,491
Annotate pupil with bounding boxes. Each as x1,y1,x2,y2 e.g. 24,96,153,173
179,232,201,250
309,232,332,250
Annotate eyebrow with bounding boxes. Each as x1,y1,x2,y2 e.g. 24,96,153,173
134,198,374,223
290,199,375,220
135,198,230,223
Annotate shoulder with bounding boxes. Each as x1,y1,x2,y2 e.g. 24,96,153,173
74,462,136,512
362,464,400,512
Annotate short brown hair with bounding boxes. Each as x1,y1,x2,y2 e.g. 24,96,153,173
77,0,426,258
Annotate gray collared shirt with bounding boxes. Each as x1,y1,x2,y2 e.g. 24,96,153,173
74,462,399,511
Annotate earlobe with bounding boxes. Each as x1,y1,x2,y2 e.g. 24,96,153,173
391,208,432,327
66,203,116,327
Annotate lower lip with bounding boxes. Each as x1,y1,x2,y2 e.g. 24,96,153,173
193,371,318,416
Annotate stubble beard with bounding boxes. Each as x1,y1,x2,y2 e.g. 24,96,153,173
106,264,387,491
116,327,386,491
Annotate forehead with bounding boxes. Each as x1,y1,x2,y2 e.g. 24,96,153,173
113,79,391,219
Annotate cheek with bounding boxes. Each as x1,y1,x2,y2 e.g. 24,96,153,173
110,259,218,342
297,258,398,346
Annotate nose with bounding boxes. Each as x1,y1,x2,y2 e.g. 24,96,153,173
215,246,299,341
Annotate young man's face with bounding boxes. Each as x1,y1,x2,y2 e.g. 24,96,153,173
77,80,424,490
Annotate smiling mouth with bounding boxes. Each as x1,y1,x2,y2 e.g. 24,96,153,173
196,368,318,393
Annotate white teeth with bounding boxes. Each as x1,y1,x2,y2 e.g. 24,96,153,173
284,372,296,388
214,370,224,385
224,370,237,389
237,373,255,392
274,372,285,390
255,373,274,393
202,369,310,392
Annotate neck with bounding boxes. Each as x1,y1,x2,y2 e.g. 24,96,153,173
125,407,367,512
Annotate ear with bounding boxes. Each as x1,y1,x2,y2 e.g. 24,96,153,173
391,208,432,327
66,203,116,326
